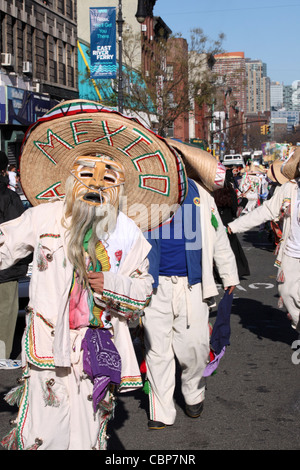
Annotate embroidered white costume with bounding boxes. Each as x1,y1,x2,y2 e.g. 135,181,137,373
229,179,300,331
0,201,152,449
0,98,188,449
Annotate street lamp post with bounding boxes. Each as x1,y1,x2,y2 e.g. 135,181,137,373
117,1,149,114
117,0,124,114
135,0,148,23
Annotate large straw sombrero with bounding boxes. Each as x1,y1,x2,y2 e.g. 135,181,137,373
165,138,226,191
281,146,300,180
20,100,187,232
267,159,289,185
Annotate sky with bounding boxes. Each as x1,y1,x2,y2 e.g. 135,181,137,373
153,0,300,86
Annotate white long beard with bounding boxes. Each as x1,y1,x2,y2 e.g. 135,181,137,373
94,204,118,240
63,176,118,284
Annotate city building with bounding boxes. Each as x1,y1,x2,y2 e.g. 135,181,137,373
291,80,300,112
212,52,247,154
246,59,270,113
270,81,284,110
271,109,299,134
213,52,247,115
0,0,78,164
283,85,293,110
269,82,300,137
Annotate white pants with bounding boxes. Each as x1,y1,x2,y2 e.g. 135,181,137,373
142,276,209,425
278,254,300,331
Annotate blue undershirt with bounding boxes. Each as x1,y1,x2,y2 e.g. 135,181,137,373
159,207,188,276
146,179,202,287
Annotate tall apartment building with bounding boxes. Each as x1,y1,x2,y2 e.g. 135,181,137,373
212,52,247,153
246,59,270,113
283,85,293,110
0,0,78,163
213,52,247,114
270,81,283,109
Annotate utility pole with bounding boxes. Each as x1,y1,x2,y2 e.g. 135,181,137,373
210,100,215,155
117,0,124,113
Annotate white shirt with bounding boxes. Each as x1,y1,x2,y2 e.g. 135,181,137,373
284,196,300,258
8,171,17,191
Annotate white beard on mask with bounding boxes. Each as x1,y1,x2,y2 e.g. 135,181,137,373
94,203,118,240
63,175,120,284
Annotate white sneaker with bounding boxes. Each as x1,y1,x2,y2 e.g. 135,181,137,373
0,359,22,370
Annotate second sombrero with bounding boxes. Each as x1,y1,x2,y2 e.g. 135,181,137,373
165,138,226,192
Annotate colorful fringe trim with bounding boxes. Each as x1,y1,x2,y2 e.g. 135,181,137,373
97,391,116,450
4,383,25,407
42,378,60,407
1,427,18,450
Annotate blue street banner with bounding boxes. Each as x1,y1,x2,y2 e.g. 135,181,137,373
90,7,117,79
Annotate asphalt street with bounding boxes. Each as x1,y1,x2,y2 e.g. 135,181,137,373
1,228,300,453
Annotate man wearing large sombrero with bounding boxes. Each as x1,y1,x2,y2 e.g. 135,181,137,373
228,148,300,333
0,100,187,450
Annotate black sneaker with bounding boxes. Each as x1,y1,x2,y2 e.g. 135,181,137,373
185,401,204,418
148,420,166,430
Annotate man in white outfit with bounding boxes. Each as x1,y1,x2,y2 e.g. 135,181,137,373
142,140,239,429
0,100,187,450
228,149,300,333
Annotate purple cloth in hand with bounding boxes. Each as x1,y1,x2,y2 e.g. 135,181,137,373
82,328,122,412
203,347,226,377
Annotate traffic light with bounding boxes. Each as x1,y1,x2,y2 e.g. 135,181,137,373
260,124,270,135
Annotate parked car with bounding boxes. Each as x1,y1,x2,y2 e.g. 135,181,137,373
252,150,263,164
222,154,245,168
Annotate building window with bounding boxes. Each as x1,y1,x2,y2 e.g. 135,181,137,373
52,38,56,83
70,45,75,87
12,17,17,57
62,42,67,85
166,65,173,81
22,22,27,62
57,0,66,15
43,33,48,80
68,0,74,20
